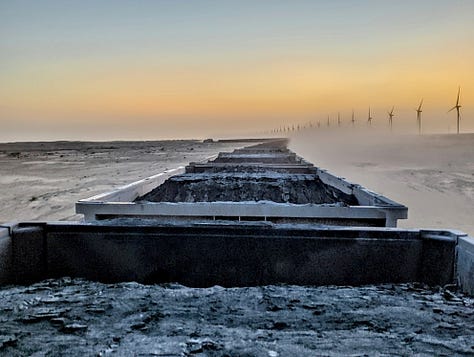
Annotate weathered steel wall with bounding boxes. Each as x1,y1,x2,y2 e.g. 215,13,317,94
0,226,12,284
0,222,464,289
457,235,474,295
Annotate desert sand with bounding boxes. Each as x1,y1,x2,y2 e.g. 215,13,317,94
0,140,247,223
290,131,474,236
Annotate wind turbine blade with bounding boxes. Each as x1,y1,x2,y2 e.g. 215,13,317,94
418,99,423,111
448,106,457,113
456,86,460,106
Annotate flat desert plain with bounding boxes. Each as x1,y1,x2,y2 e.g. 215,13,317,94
0,140,247,223
290,132,474,236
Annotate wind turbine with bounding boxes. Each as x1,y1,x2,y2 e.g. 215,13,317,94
367,107,373,126
327,115,330,127
416,99,423,135
448,86,461,134
388,106,395,132
337,112,341,127
351,109,355,127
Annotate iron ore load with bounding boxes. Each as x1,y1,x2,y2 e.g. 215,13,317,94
76,139,407,227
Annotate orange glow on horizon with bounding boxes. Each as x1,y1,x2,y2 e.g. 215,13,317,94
2,53,473,122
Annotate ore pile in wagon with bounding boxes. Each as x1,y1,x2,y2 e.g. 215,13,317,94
136,142,357,206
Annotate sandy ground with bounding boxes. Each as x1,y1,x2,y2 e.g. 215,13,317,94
0,140,246,223
290,132,474,236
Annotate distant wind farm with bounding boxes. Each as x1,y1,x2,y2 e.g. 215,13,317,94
261,87,466,136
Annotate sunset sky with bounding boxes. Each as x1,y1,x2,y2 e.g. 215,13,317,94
1,0,473,141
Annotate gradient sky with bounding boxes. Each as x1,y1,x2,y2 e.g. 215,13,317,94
1,0,473,141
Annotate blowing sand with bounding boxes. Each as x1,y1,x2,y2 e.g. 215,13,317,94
290,132,474,236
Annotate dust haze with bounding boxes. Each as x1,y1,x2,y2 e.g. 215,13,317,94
289,129,474,236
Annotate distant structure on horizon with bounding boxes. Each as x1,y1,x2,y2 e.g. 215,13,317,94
448,86,462,134
388,107,395,132
416,99,423,135
263,86,467,136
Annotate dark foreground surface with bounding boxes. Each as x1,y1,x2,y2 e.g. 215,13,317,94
0,279,473,356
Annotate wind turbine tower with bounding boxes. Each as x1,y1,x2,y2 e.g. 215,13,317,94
367,107,373,126
351,109,355,127
448,87,462,134
327,115,330,127
337,112,341,127
388,106,395,132
416,99,423,135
